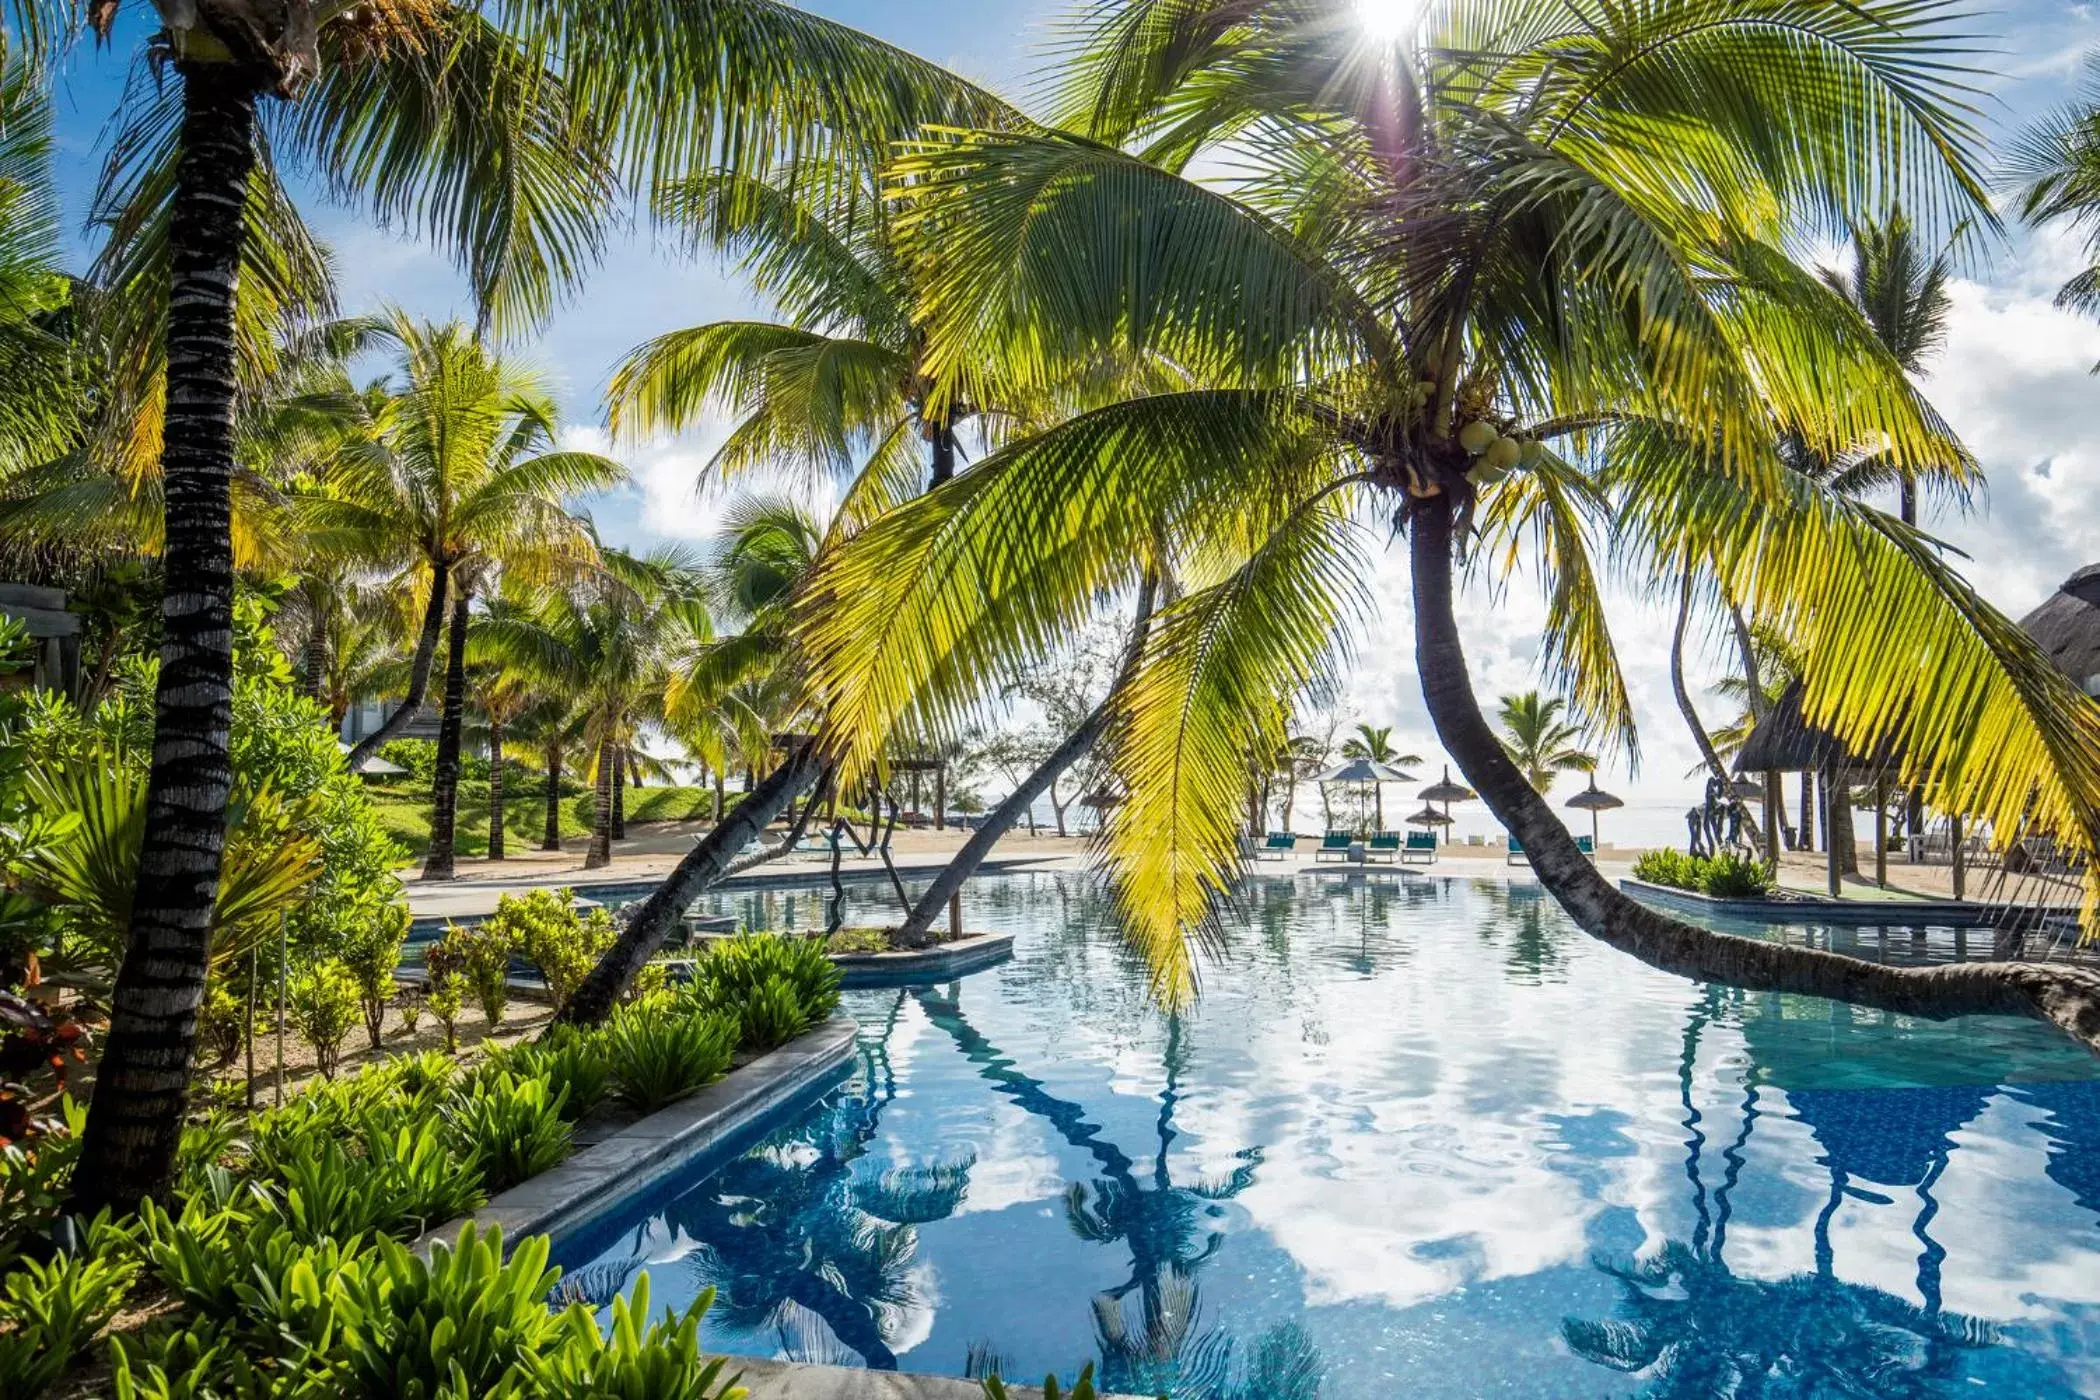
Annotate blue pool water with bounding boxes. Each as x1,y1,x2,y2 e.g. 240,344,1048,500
554,872,2100,1397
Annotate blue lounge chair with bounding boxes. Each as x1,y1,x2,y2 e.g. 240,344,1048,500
1314,832,1352,862
1366,831,1402,863
1258,831,1299,860
1576,835,1596,858
1506,835,1529,866
1403,831,1437,864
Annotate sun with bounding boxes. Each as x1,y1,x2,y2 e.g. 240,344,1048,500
1353,0,1419,42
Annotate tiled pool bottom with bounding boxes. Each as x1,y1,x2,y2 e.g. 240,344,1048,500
556,874,2100,1397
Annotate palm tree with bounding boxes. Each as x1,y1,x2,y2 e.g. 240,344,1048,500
1494,693,1595,796
792,1,2100,1043
59,0,1016,1214
505,693,584,853
1338,723,1420,827
465,598,537,862
302,317,622,879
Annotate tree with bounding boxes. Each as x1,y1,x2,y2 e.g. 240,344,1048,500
795,0,2100,1046
1494,694,1595,796
302,317,621,879
1339,723,1421,827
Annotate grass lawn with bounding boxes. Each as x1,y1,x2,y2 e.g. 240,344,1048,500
369,781,727,860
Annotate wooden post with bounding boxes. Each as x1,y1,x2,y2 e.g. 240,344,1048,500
1873,777,1887,888
935,764,946,831
948,893,963,942
1765,770,1781,864
1951,813,1966,900
1824,762,1841,898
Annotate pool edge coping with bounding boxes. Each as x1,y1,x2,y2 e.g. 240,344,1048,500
414,1012,859,1257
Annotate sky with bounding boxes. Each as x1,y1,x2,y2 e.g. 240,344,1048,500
36,1,2100,835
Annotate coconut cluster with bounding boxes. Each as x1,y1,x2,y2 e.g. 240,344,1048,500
1455,419,1539,485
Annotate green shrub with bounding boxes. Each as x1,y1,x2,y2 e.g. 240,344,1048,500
339,901,410,1050
0,1228,142,1400
1631,848,1701,890
602,1006,736,1115
423,928,472,1050
338,1226,566,1398
0,1097,83,1271
527,1276,742,1400
443,920,518,1028
396,986,424,1036
287,959,362,1078
448,1072,572,1193
505,1026,611,1123
686,933,841,1037
267,1122,486,1242
491,888,614,1013
1698,851,1777,898
736,973,815,1051
823,926,891,954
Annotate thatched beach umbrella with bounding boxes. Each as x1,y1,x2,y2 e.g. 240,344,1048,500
1404,804,1454,827
1419,764,1476,824
1564,778,1624,847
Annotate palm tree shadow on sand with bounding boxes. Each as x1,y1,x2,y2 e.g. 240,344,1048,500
1562,990,2009,1397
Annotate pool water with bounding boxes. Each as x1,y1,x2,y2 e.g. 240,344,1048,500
554,873,2100,1397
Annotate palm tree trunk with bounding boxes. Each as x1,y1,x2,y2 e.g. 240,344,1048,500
70,70,257,1216
929,421,957,487
560,744,826,1026
893,579,1155,945
346,560,450,770
1900,483,1925,852
611,746,626,840
542,746,563,850
1828,770,1859,878
1670,576,1761,847
1406,488,2100,1052
302,628,326,705
487,719,506,862
586,735,614,869
712,768,725,821
420,590,472,881
1726,602,1788,860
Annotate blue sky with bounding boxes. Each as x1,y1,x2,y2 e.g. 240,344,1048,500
35,2,2100,817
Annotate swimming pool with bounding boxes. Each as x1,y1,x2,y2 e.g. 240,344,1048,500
554,871,2100,1397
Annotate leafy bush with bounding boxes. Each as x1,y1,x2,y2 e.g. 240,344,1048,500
527,1275,743,1399
287,959,361,1078
491,888,613,1013
1699,852,1777,898
339,901,410,1050
0,1226,142,1400
503,1026,611,1123
337,1227,568,1398
0,1097,84,1271
737,973,815,1051
448,1072,572,1193
824,926,891,954
435,920,517,1028
602,1006,737,1115
396,986,423,1036
686,933,840,1031
1630,848,1776,899
1631,848,1701,890
422,927,472,1051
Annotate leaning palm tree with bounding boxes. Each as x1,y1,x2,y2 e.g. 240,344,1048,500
1495,693,1595,796
302,316,623,879
792,1,2100,1044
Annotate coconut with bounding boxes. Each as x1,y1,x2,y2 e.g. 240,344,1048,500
1482,436,1522,471
1519,439,1546,465
1457,420,1498,454
1471,463,1510,487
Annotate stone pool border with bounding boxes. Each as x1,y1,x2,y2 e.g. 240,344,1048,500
831,931,1016,987
415,1013,858,1256
1619,876,2073,928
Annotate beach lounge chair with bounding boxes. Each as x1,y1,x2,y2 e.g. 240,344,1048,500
1314,832,1352,862
1576,835,1595,858
1403,832,1437,864
1257,831,1299,860
1366,831,1401,863
1506,835,1529,866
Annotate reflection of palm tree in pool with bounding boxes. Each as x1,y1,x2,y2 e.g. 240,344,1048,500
659,990,974,1370
1565,990,1998,1395
909,988,1308,1399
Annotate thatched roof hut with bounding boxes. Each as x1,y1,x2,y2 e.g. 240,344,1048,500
1732,681,1898,776
2019,563,2100,697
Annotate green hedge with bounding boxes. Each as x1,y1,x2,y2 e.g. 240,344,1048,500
0,936,840,1399
1631,848,1777,899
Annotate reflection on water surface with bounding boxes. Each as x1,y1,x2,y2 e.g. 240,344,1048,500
558,873,2100,1397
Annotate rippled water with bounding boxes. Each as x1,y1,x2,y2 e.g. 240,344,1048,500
556,872,2100,1397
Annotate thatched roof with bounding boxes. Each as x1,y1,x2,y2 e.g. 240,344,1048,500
2019,563,2100,696
1733,681,1900,775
